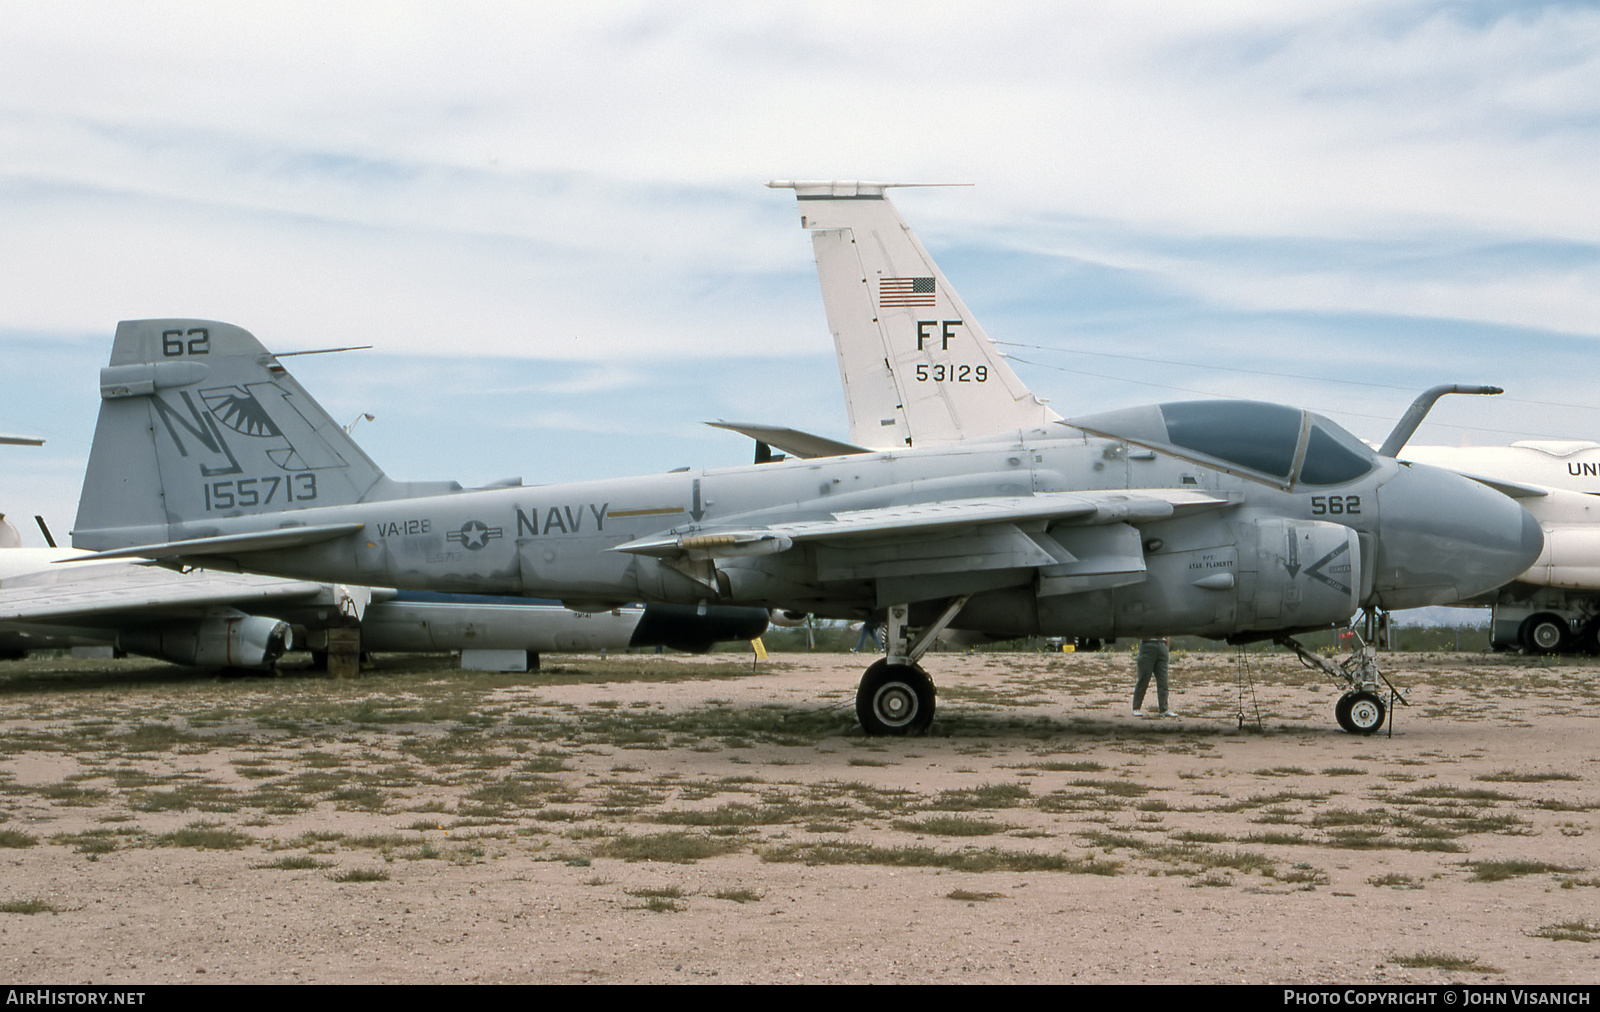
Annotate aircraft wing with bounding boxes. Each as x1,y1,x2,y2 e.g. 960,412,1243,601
613,488,1231,559
0,563,325,624
1438,471,1551,500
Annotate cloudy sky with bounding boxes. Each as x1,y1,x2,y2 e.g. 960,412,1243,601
2,1,1597,547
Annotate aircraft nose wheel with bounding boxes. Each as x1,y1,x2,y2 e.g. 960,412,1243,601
1335,690,1387,735
856,659,935,735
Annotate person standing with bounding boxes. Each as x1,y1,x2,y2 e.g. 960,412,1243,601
1133,637,1177,717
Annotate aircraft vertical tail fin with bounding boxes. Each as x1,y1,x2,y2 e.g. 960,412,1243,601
74,319,457,549
769,180,1059,449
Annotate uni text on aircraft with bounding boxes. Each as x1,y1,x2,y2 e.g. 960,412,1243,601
68,308,1539,734
743,179,1551,732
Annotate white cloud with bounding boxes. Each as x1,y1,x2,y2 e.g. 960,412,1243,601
2,0,1598,510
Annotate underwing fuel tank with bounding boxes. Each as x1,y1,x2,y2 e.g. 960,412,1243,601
118,613,291,670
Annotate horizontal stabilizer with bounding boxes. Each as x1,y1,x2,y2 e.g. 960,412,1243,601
707,422,869,459
63,522,364,562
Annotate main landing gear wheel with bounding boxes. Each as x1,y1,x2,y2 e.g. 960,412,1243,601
856,660,935,736
1521,614,1569,655
1577,620,1600,656
1335,691,1387,735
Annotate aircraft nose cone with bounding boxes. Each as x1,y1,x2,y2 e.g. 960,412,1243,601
1373,464,1545,609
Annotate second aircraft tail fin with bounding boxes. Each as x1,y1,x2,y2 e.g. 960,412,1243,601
770,180,1059,449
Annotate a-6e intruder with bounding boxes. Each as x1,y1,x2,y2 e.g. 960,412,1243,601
757,179,1562,729
69,317,1540,735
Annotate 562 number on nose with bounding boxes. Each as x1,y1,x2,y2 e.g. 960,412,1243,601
1310,495,1360,516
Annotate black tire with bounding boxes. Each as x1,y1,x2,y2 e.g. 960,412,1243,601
1521,614,1569,655
1335,691,1386,735
1577,621,1600,656
856,660,935,735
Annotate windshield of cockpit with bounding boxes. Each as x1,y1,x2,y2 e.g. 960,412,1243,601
1071,400,1378,487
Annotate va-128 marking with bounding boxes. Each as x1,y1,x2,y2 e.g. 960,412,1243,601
373,518,431,538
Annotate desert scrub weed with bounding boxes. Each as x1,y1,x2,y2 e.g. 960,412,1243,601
597,832,745,864
1022,761,1105,772
1067,778,1150,798
0,899,62,914
1402,786,1515,805
1475,770,1580,783
155,821,252,850
1531,920,1600,943
1389,952,1501,973
1323,828,1391,850
892,816,1015,837
131,783,238,813
331,868,390,883
1467,859,1580,882
118,723,195,751
712,888,762,903
1243,832,1308,846
1280,864,1329,888
1310,808,1388,827
946,890,1006,902
928,783,1031,810
37,782,107,807
254,855,333,870
761,841,1118,875
330,787,388,812
51,829,137,855
629,895,682,913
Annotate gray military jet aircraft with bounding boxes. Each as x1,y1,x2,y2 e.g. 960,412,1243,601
763,180,1580,704
67,307,1539,735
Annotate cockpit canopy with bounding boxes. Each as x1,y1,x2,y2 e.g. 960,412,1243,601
1068,400,1378,488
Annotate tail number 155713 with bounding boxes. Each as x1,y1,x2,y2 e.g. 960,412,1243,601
204,474,318,511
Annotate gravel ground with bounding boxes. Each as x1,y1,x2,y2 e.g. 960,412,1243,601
0,647,1596,984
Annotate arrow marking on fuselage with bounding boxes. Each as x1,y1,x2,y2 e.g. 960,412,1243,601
1305,542,1352,596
